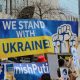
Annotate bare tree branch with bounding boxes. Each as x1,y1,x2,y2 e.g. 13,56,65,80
34,11,40,16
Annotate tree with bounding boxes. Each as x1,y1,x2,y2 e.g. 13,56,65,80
17,6,35,19
11,0,70,20
31,0,68,20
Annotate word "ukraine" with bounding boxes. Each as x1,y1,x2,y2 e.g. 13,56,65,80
2,39,50,53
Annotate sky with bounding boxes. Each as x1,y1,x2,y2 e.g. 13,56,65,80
39,0,79,17
58,0,79,17
0,0,79,17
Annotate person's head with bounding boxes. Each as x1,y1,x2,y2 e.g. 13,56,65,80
40,73,51,80
58,59,65,67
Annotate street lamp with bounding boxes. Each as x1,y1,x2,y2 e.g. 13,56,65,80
27,0,28,6
10,0,12,15
6,0,7,14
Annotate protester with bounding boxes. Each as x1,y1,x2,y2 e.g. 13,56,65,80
68,57,77,80
57,57,78,80
57,59,69,80
6,72,16,80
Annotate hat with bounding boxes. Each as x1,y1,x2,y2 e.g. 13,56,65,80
37,55,47,62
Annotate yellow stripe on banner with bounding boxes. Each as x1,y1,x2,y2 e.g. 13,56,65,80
0,36,54,59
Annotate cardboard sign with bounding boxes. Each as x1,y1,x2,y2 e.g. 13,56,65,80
60,67,68,80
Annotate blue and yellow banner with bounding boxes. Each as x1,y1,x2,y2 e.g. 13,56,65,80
0,19,78,58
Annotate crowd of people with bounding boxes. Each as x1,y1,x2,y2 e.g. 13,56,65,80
0,55,79,80
39,56,79,80
57,57,78,80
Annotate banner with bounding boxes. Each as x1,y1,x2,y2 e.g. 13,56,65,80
3,62,49,80
0,19,78,58
0,36,53,58
14,62,49,80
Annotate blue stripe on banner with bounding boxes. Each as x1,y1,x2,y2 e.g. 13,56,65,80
0,19,78,38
